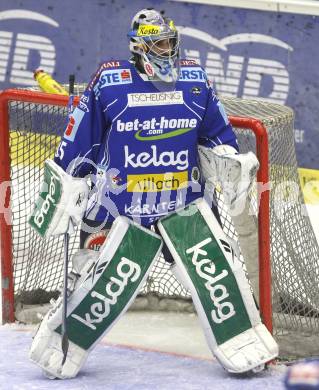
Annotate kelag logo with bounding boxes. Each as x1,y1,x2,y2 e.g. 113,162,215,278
178,27,293,104
0,9,58,87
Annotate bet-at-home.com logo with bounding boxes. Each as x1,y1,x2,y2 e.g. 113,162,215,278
178,26,293,104
0,9,57,86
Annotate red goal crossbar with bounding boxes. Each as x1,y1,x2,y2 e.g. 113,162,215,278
0,89,272,332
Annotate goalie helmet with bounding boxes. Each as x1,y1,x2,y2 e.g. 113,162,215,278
128,8,180,83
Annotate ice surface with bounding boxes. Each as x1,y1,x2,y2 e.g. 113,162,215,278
0,322,286,390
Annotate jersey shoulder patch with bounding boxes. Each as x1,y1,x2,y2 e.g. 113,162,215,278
86,60,131,92
87,60,133,93
179,60,207,83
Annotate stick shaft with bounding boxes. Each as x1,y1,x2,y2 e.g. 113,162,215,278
61,232,69,365
61,73,76,366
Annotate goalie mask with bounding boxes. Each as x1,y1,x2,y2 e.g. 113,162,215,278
128,9,180,83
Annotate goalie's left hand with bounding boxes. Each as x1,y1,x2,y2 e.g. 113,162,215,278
198,144,260,206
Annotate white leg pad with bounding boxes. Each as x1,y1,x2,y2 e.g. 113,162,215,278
214,324,278,373
30,311,88,379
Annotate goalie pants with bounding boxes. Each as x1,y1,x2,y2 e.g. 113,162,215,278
80,200,222,263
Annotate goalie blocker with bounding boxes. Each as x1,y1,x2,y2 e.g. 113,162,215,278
158,198,278,373
29,160,89,237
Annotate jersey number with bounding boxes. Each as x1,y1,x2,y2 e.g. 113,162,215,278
55,141,67,160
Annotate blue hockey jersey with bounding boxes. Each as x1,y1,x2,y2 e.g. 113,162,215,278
54,59,238,227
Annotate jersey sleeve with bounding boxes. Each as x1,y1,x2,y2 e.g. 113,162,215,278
54,67,108,177
198,81,239,152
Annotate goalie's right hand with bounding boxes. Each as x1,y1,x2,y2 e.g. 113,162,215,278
29,160,89,238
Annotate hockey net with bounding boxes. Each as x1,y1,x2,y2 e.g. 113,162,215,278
1,88,319,361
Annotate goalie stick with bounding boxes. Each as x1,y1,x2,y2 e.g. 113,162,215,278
61,74,75,365
61,232,69,365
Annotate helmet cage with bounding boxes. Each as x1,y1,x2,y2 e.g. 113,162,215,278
143,35,179,60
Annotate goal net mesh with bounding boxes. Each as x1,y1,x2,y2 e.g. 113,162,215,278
5,88,319,360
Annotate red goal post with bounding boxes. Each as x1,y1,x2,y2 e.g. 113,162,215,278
0,88,272,330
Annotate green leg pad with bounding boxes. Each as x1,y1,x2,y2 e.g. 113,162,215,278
158,198,252,346
53,216,163,351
